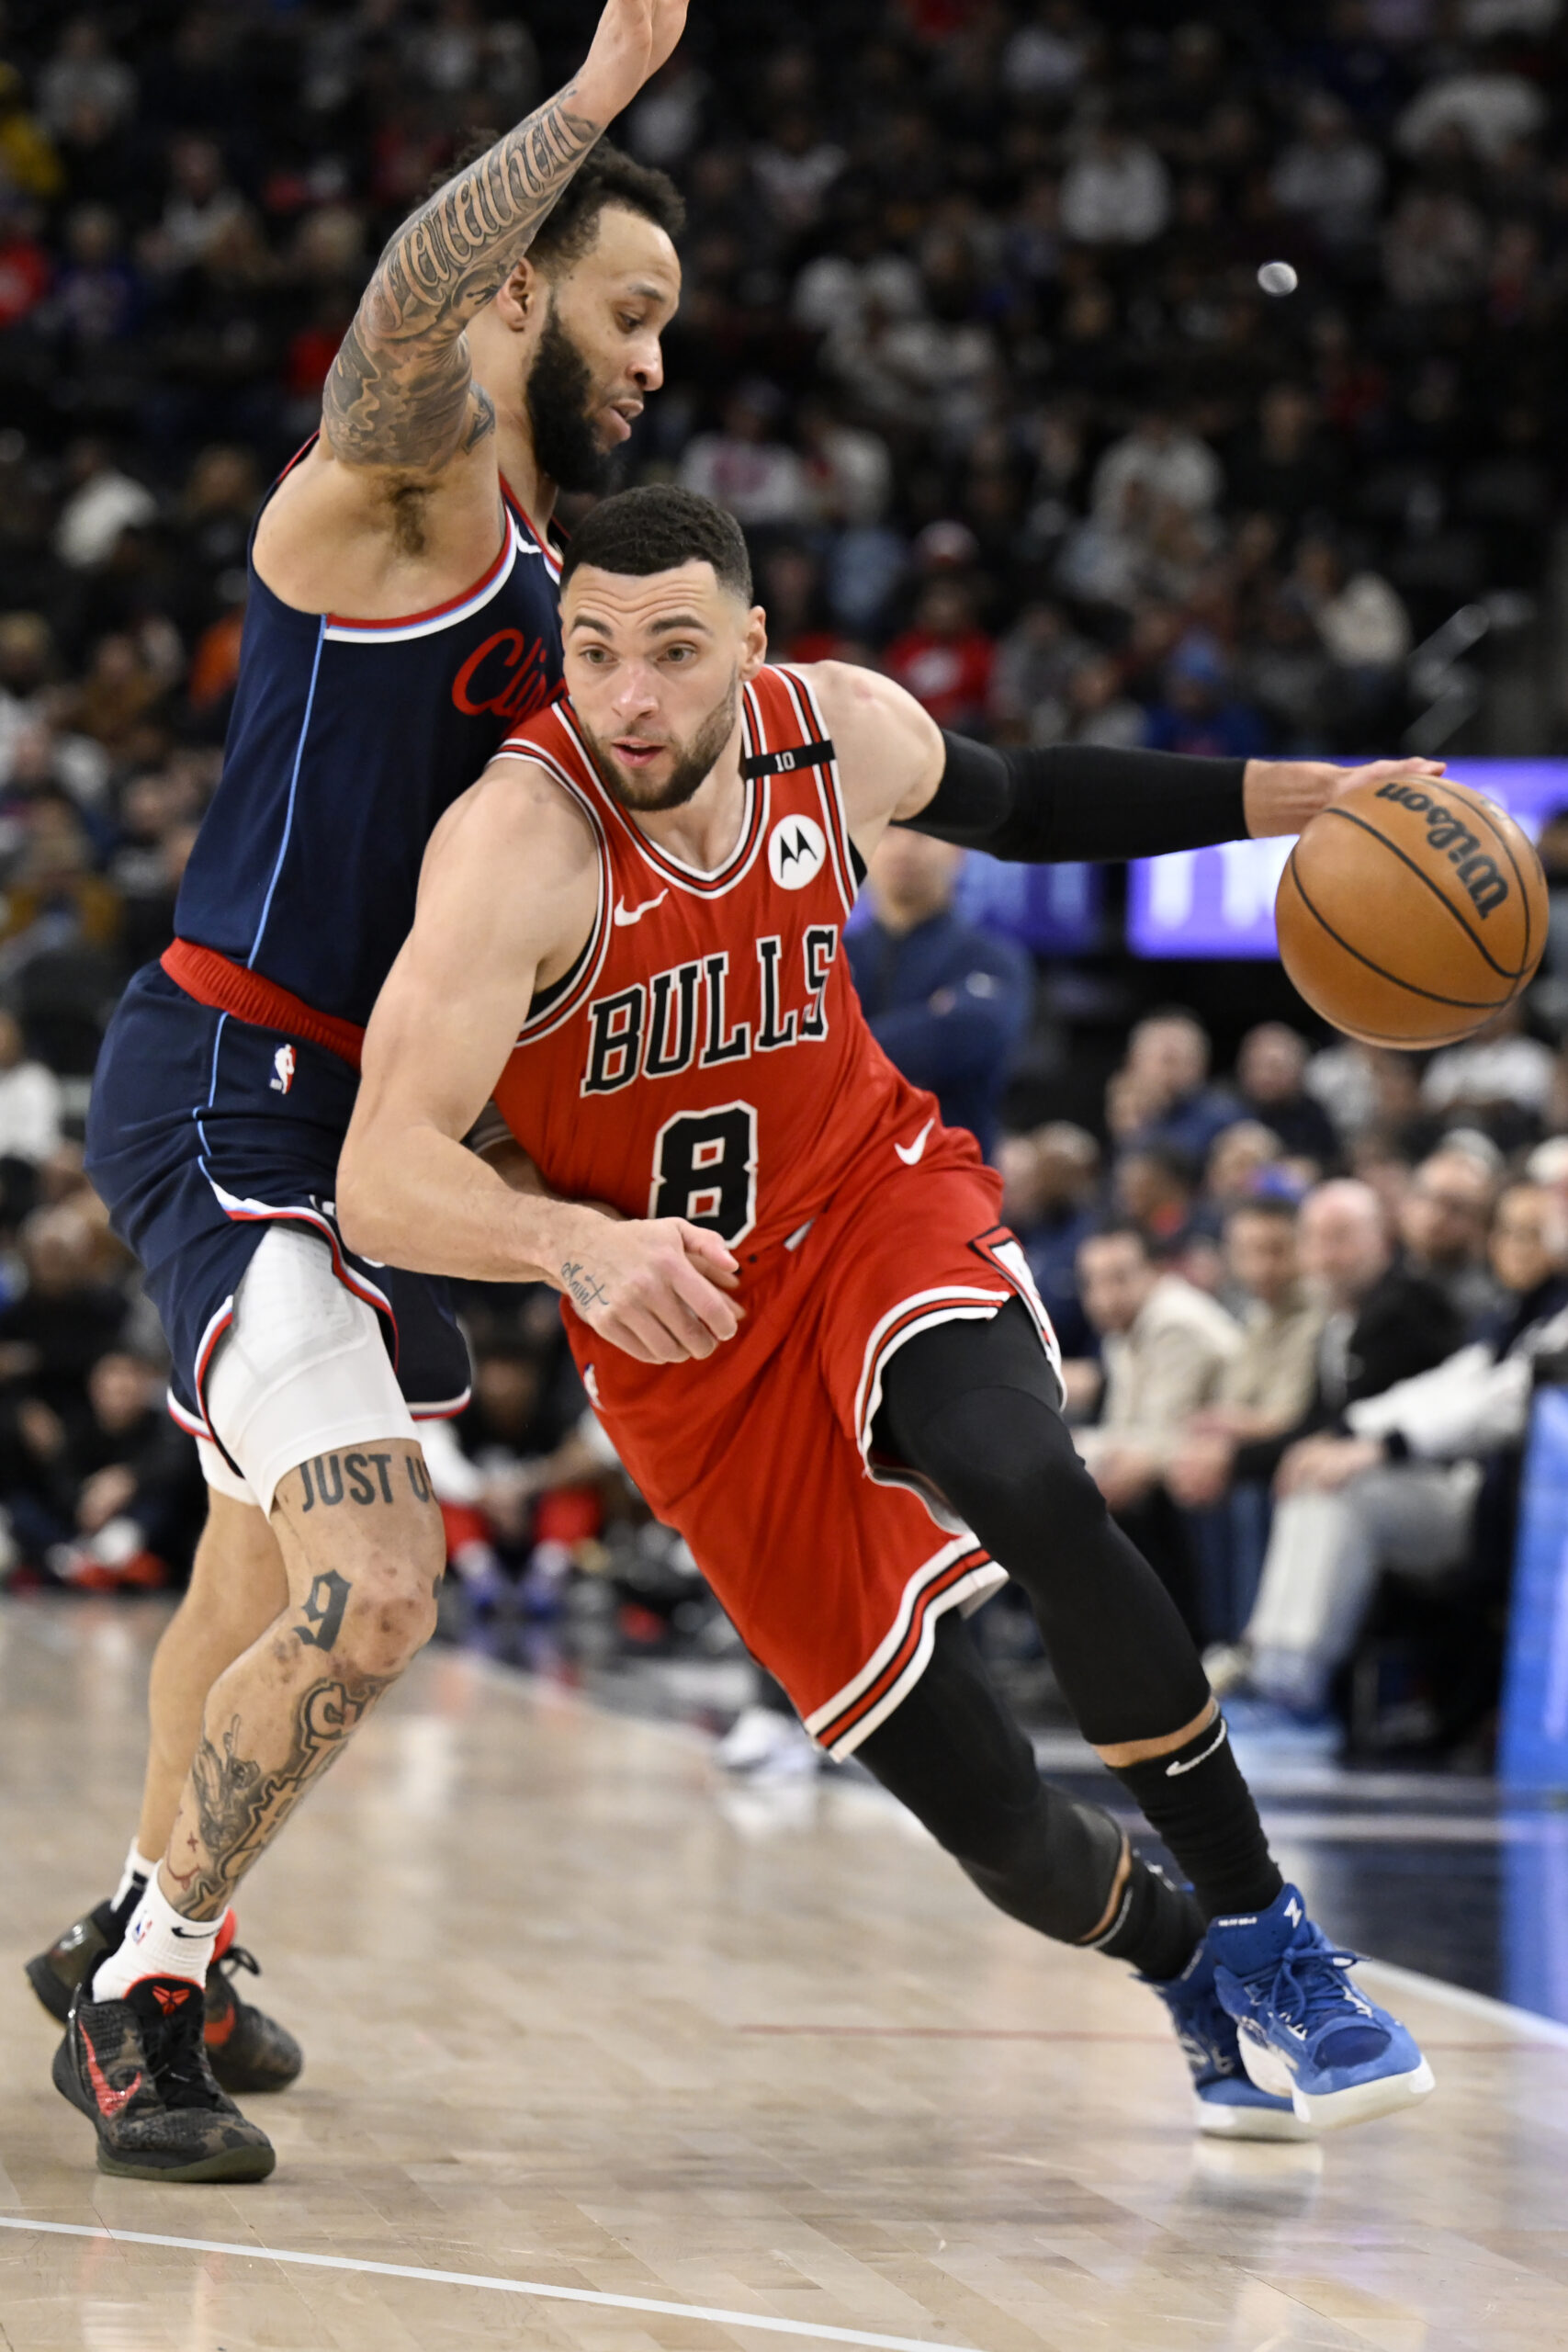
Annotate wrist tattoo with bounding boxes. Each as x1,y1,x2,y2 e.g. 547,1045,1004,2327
560,1258,608,1313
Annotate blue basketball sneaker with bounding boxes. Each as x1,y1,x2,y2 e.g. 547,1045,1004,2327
1145,1942,1314,2141
1210,1885,1435,2132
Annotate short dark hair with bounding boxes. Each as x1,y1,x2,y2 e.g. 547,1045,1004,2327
530,140,685,268
1224,1193,1298,1227
427,137,683,266
560,483,753,603
1078,1220,1152,1260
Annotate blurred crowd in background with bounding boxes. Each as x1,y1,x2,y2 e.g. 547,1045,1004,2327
1,0,1567,1765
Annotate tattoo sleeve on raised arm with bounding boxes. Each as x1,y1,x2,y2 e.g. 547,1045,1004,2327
322,87,601,472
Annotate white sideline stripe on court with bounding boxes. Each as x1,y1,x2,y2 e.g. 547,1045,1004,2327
0,2217,983,2352
1357,1960,1568,2050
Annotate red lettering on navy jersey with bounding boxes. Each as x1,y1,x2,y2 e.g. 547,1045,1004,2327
452,630,561,724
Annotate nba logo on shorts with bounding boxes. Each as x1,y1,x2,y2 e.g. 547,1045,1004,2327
270,1044,297,1096
769,814,825,890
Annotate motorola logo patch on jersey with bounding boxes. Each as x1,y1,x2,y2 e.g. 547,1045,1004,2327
769,814,826,891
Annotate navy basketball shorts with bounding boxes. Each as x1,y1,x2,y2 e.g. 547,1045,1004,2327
86,964,471,1510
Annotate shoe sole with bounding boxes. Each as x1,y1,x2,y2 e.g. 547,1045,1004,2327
1194,2095,1318,2143
1292,2057,1437,2133
25,1955,75,2027
52,2035,276,2184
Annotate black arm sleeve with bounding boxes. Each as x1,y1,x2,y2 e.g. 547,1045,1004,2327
906,732,1249,865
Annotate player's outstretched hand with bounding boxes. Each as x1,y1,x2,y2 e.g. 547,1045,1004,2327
557,1215,741,1365
578,0,690,123
1244,755,1448,840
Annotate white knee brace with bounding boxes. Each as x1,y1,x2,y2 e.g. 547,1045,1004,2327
203,1223,416,1515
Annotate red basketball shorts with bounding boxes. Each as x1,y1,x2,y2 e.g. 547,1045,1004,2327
566,1132,1062,1757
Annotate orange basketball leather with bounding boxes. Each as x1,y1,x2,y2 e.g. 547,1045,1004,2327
1276,774,1547,1047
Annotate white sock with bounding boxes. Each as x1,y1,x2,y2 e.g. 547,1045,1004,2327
91,1876,220,2001
111,1841,160,1913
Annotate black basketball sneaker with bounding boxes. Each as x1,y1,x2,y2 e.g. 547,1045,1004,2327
54,1975,276,2182
27,1898,303,2093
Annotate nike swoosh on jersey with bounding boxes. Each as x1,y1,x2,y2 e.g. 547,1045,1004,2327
613,891,669,927
894,1117,936,1167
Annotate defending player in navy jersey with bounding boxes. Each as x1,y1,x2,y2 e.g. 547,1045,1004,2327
37,0,688,2185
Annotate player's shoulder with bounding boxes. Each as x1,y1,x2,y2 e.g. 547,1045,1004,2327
428,739,601,893
792,659,936,751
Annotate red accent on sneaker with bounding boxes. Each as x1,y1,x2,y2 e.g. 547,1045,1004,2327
151,1984,194,2014
80,2023,141,2118
211,1909,238,1964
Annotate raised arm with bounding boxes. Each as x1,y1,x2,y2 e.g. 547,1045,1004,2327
807,661,1449,865
322,0,686,475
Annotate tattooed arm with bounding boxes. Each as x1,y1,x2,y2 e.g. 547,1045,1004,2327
322,0,687,475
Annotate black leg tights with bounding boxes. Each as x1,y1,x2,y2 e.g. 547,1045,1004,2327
876,1299,1209,1746
855,1609,1203,1980
869,1300,1281,1923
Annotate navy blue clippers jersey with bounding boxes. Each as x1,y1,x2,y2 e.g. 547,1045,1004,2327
174,454,565,1028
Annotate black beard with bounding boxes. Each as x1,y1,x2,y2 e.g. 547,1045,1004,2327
525,304,620,497
580,684,740,815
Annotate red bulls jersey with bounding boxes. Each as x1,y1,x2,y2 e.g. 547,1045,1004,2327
491,665,937,1268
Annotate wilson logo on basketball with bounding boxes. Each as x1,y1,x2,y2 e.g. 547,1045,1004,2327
1374,783,1509,918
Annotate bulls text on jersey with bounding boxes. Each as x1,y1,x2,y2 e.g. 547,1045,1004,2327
581,926,840,1095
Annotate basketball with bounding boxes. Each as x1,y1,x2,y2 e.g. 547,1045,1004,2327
1276,773,1548,1047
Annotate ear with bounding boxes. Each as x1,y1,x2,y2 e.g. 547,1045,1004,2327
492,256,541,334
739,604,769,682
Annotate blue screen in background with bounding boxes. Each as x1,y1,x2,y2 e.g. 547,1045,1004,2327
1126,759,1568,959
850,852,1102,954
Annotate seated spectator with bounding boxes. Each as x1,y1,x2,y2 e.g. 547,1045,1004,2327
0,1204,129,1418
1068,1222,1241,1628
882,577,996,733
1205,1120,1288,1213
1235,1023,1340,1166
1235,1178,1461,1474
846,828,1032,1157
1089,408,1223,527
1270,94,1385,248
1,1348,203,1590
0,1006,62,1165
1171,1198,1326,1504
1213,1182,1568,1725
1420,1000,1554,1138
677,382,810,529
1112,1140,1203,1255
1108,1005,1240,1162
1055,652,1147,749
996,1120,1100,1357
1141,640,1266,761
1398,1145,1500,1328
1059,117,1171,245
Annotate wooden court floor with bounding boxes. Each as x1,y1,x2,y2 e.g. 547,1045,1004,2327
2,1598,1566,2352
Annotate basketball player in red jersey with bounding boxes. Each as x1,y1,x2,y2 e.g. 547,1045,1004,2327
339,486,1437,2142
37,4,687,2187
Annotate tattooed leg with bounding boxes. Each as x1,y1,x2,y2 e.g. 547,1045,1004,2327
136,1492,289,1860
159,1437,444,1920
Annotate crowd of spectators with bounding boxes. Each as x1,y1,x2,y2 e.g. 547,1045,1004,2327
999,1005,1568,1761
1,1,1567,1758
